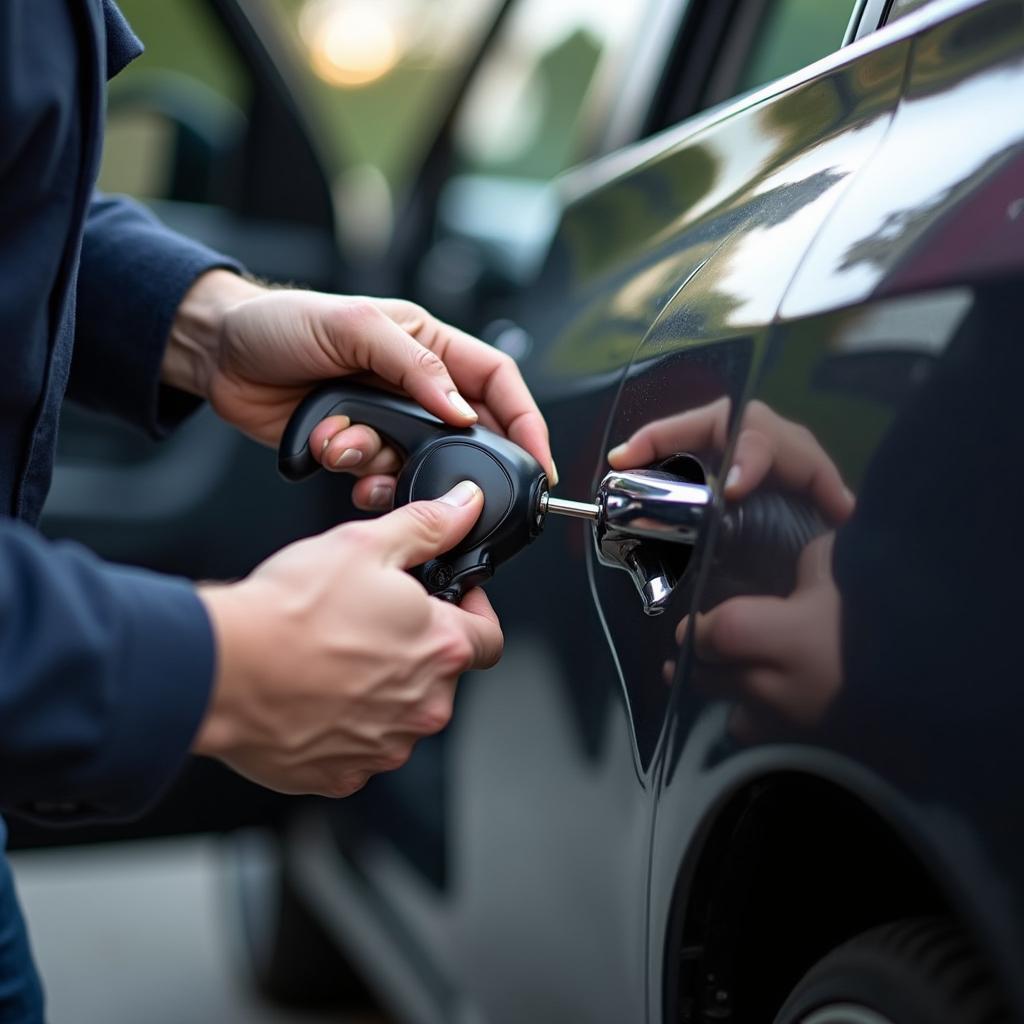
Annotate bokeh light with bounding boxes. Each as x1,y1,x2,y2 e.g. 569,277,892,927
300,0,400,87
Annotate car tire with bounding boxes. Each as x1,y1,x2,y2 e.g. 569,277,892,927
774,917,1008,1024
227,829,374,1009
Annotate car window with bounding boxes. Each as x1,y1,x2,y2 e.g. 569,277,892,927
451,0,657,181
885,0,943,22
704,0,855,108
736,0,855,93
99,0,248,200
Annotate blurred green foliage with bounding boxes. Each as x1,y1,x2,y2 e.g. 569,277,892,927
113,0,248,104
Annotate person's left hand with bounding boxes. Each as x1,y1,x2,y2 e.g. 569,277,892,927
163,270,555,510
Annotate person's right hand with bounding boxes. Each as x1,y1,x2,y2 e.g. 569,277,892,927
192,480,502,798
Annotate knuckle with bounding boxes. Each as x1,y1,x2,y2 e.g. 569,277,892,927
486,629,505,667
404,500,448,539
411,343,448,377
741,426,773,459
326,771,370,798
340,298,380,328
794,423,816,447
395,299,427,323
437,628,474,674
706,604,747,657
374,745,411,773
337,521,377,551
745,671,778,705
493,350,517,375
412,697,453,736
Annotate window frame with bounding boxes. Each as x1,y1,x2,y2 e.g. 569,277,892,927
844,0,897,41
642,0,863,137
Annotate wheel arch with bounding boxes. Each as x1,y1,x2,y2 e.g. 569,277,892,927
660,769,1010,1023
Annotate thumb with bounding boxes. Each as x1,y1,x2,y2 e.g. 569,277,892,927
366,481,484,569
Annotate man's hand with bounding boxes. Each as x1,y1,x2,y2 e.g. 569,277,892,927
193,480,502,797
164,270,555,510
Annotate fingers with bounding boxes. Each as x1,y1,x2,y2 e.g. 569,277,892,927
352,474,396,511
723,405,853,522
689,596,794,667
382,305,555,483
441,587,504,669
608,398,732,468
315,420,403,477
323,300,479,429
364,480,484,568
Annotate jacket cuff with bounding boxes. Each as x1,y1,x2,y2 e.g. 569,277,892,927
72,566,216,818
11,560,217,826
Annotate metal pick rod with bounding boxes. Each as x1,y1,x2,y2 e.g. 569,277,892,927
541,494,601,521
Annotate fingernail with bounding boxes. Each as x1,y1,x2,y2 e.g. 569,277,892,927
439,480,480,507
368,484,393,510
725,465,741,490
333,447,363,469
448,391,477,420
550,461,560,487
320,436,333,455
844,486,856,506
608,443,628,464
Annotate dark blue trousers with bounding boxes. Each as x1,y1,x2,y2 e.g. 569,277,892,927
0,825,43,1022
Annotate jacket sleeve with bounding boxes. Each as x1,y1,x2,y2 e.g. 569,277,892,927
68,192,244,437
0,515,215,824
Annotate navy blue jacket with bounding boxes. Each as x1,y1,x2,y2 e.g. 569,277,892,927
0,2,239,827
1,2,245,1015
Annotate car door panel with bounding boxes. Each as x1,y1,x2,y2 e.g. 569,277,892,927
561,34,906,770
648,2,1024,1018
300,23,911,1024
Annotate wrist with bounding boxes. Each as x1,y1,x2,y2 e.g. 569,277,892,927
164,269,264,399
193,581,258,759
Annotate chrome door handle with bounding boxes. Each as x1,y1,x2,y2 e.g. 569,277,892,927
542,463,826,616
599,469,713,546
541,465,713,615
595,468,712,615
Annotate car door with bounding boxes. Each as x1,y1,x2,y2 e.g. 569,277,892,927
282,2,880,1022
643,0,1024,1020
524,9,903,1022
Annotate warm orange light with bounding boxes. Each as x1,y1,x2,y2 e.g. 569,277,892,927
301,0,399,88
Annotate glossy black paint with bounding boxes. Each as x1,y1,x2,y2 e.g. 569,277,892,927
293,1,1024,1022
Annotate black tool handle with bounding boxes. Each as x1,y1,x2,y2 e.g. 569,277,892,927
278,381,466,481
277,379,549,603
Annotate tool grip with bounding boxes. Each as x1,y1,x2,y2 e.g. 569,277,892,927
278,381,464,481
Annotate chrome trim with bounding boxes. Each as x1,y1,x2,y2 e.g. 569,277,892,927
593,469,713,615
600,469,712,546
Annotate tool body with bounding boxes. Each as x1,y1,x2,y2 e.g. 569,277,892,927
279,382,822,607
279,381,550,601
